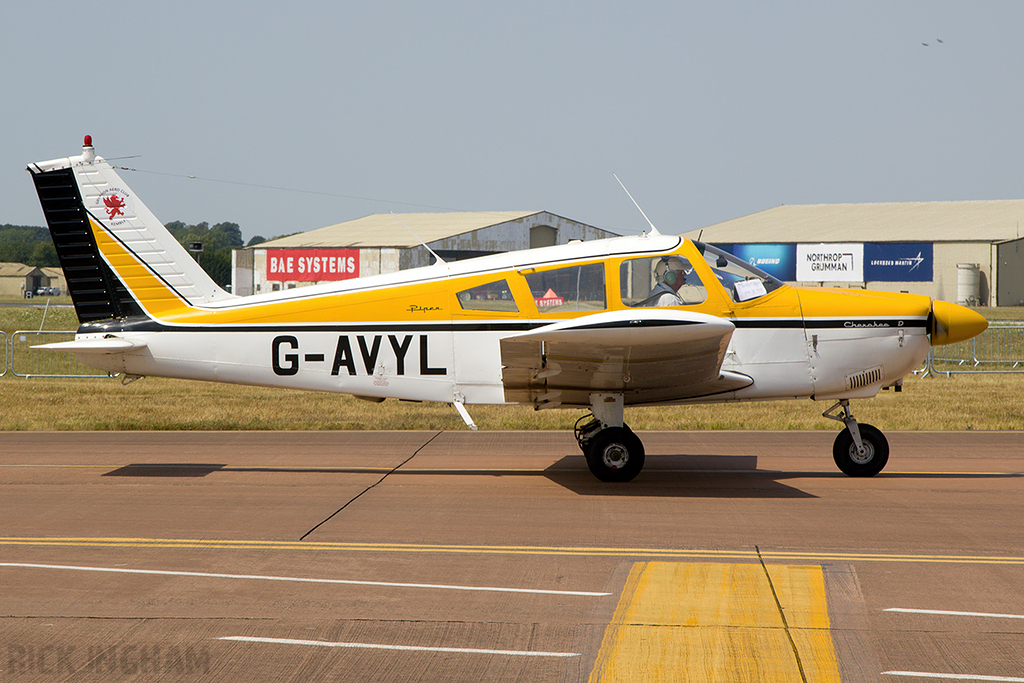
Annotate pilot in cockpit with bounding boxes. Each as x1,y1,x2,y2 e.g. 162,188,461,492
647,256,689,306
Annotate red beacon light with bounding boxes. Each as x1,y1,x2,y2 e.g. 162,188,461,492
82,135,96,163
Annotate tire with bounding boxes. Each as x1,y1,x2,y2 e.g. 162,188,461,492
832,423,889,477
584,427,645,482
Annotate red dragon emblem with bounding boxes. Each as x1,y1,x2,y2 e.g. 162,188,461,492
103,194,126,220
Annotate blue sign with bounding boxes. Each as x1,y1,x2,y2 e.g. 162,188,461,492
864,243,932,282
728,244,798,281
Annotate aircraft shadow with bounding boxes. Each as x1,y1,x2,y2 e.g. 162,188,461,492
544,454,819,498
104,463,227,477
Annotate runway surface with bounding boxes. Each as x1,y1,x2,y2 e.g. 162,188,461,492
2,430,1024,682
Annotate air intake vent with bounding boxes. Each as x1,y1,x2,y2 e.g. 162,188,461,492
846,366,884,391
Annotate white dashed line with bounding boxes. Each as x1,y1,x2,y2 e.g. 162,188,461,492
882,672,1024,682
219,636,581,658
0,562,609,596
885,608,1024,620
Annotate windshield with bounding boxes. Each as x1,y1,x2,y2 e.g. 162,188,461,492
694,241,784,303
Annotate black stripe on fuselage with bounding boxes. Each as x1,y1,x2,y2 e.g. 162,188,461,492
734,318,929,330
78,317,547,335
79,315,929,336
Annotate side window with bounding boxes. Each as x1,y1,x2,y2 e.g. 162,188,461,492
456,279,518,312
525,263,606,313
620,256,706,307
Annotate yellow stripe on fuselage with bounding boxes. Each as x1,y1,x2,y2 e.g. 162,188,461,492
89,218,932,331
797,286,932,320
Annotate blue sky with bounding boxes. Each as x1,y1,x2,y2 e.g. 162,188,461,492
3,2,1022,242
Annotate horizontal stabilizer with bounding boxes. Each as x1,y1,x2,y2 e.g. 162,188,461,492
32,338,148,354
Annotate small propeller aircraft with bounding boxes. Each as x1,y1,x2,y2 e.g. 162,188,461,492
28,137,988,482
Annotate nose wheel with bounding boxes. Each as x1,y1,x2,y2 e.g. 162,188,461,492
824,400,890,476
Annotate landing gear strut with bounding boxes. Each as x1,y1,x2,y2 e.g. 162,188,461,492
575,394,645,482
823,400,889,476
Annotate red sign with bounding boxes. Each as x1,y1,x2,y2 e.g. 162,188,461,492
535,288,564,308
266,249,359,282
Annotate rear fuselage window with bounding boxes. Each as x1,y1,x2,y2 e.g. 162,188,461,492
525,263,606,313
456,279,518,312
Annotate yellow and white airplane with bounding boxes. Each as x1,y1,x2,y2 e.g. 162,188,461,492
28,137,988,482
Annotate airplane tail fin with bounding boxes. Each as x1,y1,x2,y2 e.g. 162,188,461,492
27,136,234,324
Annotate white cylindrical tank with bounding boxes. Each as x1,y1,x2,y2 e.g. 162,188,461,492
957,263,980,306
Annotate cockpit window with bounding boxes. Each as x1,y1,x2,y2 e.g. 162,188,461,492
694,241,783,302
620,256,706,307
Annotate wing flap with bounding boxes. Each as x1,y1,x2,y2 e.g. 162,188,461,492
500,309,748,406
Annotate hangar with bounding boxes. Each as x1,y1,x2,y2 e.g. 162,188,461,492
0,263,65,298
683,200,1024,307
231,211,617,296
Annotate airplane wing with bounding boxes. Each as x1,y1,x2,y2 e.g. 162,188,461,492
500,309,752,408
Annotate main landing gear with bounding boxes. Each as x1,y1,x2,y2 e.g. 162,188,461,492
823,400,890,477
573,394,890,482
575,394,645,482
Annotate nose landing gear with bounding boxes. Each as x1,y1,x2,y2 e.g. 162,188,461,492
823,400,889,476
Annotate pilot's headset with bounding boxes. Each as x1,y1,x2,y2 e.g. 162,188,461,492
656,257,686,285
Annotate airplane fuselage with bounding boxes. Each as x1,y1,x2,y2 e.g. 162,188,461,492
71,235,934,408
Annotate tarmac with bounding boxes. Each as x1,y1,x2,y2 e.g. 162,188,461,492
2,430,1024,682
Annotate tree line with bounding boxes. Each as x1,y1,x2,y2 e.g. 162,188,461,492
1,222,269,288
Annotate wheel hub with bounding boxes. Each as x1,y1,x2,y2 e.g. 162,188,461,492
849,442,875,464
601,443,629,470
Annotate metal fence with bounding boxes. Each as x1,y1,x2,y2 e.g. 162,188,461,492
0,331,6,377
7,330,111,378
923,323,1024,376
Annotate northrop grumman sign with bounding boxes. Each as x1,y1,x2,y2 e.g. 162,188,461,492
796,243,864,282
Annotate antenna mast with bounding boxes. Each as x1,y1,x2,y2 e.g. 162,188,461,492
390,211,447,266
613,174,660,236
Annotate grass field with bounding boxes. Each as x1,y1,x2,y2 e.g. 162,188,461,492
2,301,1022,432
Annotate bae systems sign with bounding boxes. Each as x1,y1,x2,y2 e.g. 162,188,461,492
266,249,359,282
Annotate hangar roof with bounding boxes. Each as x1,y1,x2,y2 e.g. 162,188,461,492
0,262,34,277
259,211,550,249
682,200,1024,244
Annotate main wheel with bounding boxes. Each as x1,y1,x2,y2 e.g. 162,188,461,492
832,423,889,477
584,427,645,482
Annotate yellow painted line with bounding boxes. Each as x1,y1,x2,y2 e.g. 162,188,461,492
1,537,1023,566
0,465,122,469
588,562,840,682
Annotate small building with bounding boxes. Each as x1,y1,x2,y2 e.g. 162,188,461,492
0,263,66,298
232,211,617,296
683,200,1024,307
